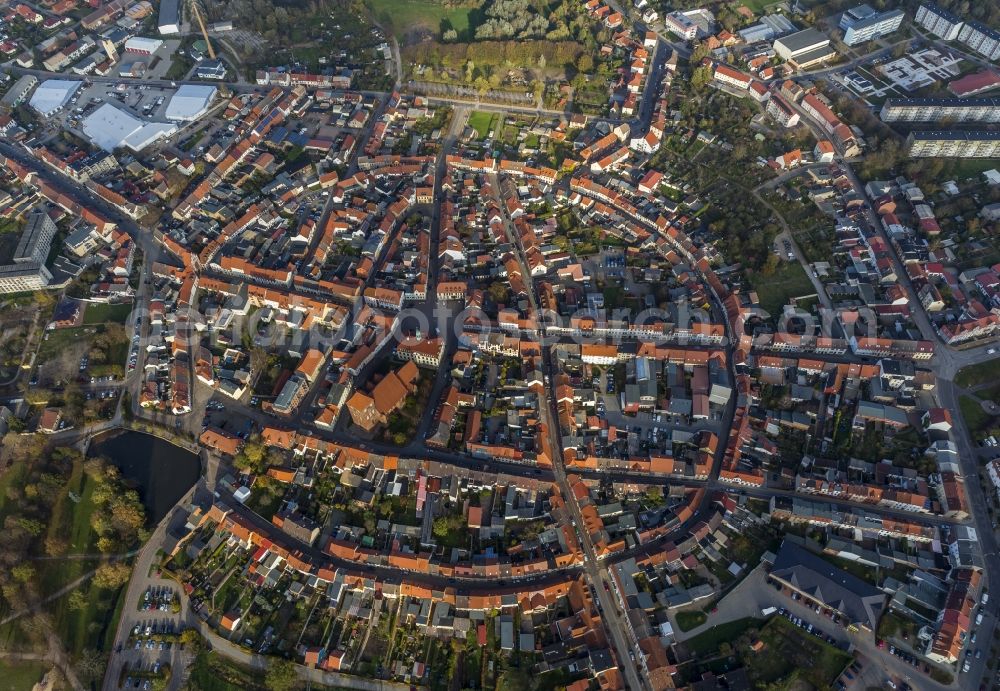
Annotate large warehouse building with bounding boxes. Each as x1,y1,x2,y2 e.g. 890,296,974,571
28,79,81,117
774,28,837,69
82,103,177,152
164,84,216,121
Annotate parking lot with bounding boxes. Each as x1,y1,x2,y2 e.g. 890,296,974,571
59,81,182,133
116,586,185,690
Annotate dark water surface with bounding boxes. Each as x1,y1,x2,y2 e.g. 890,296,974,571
88,430,201,524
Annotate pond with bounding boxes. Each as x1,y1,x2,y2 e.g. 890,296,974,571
88,430,201,524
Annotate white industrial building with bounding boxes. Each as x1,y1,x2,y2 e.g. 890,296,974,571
164,84,216,121
81,103,177,152
124,36,164,55
28,79,81,116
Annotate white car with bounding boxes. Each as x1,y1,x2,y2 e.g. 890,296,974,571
988,348,996,355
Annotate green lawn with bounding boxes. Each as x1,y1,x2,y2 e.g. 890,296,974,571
367,0,479,38
749,261,815,319
39,458,100,589
955,359,1000,389
82,301,133,325
675,610,707,632
959,395,993,441
0,660,50,690
467,111,497,140
684,617,763,656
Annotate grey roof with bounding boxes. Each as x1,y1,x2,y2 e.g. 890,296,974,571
770,540,886,631
775,28,829,54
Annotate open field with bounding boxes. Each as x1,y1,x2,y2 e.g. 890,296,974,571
0,660,51,690
749,262,814,318
82,301,133,325
467,110,498,140
367,0,479,39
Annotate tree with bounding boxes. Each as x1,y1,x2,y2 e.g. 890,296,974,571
67,590,88,612
179,628,203,650
75,648,107,680
11,563,35,584
93,562,131,590
265,659,300,691
691,65,713,90
575,53,593,73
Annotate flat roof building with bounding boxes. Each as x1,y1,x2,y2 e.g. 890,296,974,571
15,212,57,266
907,130,1000,158
164,84,216,121
880,97,1000,123
28,79,81,116
774,28,836,68
81,102,177,151
958,20,1000,61
158,0,179,34
0,212,56,294
839,6,904,46
915,2,964,41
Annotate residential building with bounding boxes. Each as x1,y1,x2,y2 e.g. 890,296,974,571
958,20,1000,61
839,6,904,46
915,2,964,41
906,130,1000,158
0,211,56,293
664,12,698,40
766,93,800,127
879,97,1000,124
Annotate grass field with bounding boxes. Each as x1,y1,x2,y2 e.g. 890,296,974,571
40,458,98,593
959,395,993,441
749,261,814,319
675,610,707,632
467,110,498,140
0,659,50,690
956,359,1000,389
685,617,763,656
750,616,852,688
82,301,133,325
366,0,479,38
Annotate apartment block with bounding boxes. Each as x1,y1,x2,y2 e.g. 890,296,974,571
914,2,964,41
839,6,904,46
958,20,1000,61
880,97,1000,124
906,130,1000,158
